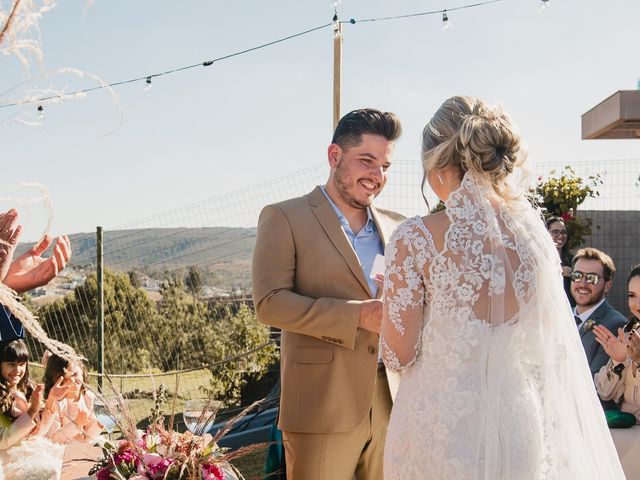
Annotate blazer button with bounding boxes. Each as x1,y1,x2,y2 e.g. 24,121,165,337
368,346,376,355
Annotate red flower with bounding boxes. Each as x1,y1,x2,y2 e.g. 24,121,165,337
96,467,111,480
201,463,225,480
560,212,573,221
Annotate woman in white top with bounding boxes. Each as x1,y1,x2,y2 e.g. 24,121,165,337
594,264,640,479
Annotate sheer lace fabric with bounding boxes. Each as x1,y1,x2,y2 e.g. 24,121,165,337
382,172,624,479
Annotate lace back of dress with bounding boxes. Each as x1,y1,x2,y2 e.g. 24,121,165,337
442,172,530,330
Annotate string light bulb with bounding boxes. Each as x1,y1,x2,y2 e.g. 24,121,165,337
540,0,550,11
442,10,452,31
144,76,152,91
36,105,44,121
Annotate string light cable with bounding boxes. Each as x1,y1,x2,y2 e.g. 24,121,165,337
0,0,503,110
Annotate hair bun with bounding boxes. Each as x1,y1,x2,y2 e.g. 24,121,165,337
457,107,521,181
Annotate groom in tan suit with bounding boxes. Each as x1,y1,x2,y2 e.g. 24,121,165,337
252,109,404,479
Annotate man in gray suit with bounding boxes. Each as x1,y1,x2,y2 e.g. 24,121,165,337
571,248,627,407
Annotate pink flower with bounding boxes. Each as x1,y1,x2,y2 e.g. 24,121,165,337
96,467,111,480
201,463,225,480
114,448,137,466
142,453,173,479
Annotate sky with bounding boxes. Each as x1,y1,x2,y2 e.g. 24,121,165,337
1,0,639,241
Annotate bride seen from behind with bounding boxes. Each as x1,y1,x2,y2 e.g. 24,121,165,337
381,96,624,479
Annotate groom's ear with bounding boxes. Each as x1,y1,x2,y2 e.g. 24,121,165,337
327,144,341,167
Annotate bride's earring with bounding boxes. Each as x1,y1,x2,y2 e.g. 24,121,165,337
436,171,444,185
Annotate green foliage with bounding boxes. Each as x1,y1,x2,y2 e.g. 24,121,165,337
37,269,159,371
536,166,602,215
535,166,603,248
200,304,277,405
184,265,204,297
36,269,276,406
430,200,446,214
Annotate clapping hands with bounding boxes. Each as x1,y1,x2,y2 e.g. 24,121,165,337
4,234,72,293
593,324,640,364
0,209,23,282
0,208,72,293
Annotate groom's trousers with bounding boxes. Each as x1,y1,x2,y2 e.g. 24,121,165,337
282,365,392,480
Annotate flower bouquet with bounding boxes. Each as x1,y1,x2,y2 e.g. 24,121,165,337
89,384,267,480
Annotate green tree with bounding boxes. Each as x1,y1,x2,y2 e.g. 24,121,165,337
184,265,204,298
201,304,277,405
37,269,160,371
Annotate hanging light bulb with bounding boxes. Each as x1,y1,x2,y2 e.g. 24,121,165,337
442,10,452,31
144,76,152,92
36,105,44,121
540,0,550,11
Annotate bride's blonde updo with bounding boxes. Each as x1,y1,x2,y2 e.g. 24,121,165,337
422,96,528,199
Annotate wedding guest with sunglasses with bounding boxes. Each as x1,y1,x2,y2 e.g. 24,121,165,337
570,248,627,403
593,264,640,479
546,216,575,307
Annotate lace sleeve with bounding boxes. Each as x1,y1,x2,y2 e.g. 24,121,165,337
381,218,432,371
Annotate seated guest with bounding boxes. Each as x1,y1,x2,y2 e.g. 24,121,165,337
546,216,575,306
0,339,69,479
571,248,627,384
41,353,102,444
594,264,640,479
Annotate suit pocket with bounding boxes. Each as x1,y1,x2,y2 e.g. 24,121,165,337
291,346,334,364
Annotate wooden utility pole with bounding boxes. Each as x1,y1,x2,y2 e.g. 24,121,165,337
333,16,343,130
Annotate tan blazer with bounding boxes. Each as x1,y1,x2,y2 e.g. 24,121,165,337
252,186,404,434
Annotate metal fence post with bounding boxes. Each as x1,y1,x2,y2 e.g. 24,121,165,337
97,226,104,392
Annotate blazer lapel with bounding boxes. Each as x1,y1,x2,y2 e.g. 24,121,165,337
308,187,372,297
579,300,610,337
370,206,393,246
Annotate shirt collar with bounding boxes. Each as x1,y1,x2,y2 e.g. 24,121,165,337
574,296,606,322
320,185,376,233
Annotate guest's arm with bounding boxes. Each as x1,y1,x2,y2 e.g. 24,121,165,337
595,358,628,403
0,413,36,450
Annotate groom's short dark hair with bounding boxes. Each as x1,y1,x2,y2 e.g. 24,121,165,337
332,109,402,150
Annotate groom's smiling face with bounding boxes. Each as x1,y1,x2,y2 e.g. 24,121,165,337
328,134,393,210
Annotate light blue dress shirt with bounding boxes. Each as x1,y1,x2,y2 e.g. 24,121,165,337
320,186,384,297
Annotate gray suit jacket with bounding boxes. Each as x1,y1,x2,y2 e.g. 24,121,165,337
579,299,627,409
580,299,627,375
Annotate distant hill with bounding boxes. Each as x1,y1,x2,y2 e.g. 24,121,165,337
16,227,257,287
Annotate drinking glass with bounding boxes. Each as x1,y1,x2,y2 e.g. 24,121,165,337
182,399,221,434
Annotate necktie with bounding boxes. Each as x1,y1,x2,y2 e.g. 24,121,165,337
574,315,582,327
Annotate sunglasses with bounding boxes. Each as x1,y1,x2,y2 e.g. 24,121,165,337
570,271,605,285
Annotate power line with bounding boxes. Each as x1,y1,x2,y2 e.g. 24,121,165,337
0,22,332,109
349,0,501,23
1,0,505,110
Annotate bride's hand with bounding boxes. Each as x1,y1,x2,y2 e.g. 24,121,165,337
593,325,628,363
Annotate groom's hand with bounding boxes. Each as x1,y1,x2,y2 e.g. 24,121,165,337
359,299,383,334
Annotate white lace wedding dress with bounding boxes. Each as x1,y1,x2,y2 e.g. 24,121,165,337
381,172,624,479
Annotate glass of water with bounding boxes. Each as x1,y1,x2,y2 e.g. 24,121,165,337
93,396,118,439
182,399,221,435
